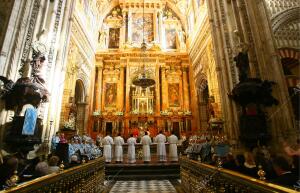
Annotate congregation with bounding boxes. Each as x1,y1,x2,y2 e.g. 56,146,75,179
0,133,103,190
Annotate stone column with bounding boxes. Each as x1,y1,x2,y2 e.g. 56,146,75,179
118,64,125,111
182,65,190,111
120,10,127,47
153,10,158,42
158,11,164,47
95,60,103,112
155,63,161,115
189,65,201,131
243,0,294,142
161,65,168,110
127,11,132,43
125,62,130,113
206,0,240,140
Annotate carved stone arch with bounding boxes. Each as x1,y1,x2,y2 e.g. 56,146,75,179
277,48,300,82
277,48,300,60
271,7,300,32
195,73,208,92
76,73,89,102
166,1,187,32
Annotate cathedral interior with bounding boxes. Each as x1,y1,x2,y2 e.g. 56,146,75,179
0,0,299,192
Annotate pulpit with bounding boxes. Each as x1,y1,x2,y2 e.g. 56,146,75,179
5,116,43,153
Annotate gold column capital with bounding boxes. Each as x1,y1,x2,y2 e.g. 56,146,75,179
95,59,103,68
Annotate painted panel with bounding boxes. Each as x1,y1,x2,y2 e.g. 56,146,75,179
168,83,180,107
108,28,120,48
104,83,117,107
165,28,176,49
131,13,153,43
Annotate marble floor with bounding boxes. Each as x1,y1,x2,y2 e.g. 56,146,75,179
109,180,180,193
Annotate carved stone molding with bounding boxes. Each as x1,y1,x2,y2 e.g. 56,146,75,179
19,0,41,76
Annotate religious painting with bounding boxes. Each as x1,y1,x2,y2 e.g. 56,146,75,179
165,29,176,49
131,13,153,43
108,28,120,48
168,83,180,107
104,83,117,107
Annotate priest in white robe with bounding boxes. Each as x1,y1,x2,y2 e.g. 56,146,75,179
168,131,179,161
127,134,137,163
114,133,125,163
141,131,152,162
155,130,167,162
102,133,114,163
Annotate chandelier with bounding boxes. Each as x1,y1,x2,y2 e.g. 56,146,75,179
132,0,155,89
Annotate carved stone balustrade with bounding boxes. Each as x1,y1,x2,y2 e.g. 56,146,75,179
180,157,295,193
1,157,105,193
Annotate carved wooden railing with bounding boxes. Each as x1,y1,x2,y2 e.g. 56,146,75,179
1,157,105,193
180,157,296,193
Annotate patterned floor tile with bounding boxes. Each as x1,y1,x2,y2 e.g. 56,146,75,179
109,180,177,193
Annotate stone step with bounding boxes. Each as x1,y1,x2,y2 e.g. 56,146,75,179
106,174,180,180
105,163,180,180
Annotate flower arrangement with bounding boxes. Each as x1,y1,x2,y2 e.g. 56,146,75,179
115,111,124,116
183,110,192,115
160,110,169,116
63,115,75,130
92,111,101,116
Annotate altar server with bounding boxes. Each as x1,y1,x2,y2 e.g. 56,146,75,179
141,131,152,162
102,133,114,163
168,131,179,161
127,134,137,163
155,130,167,162
114,133,125,163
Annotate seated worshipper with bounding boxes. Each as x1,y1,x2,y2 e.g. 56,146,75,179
68,139,76,160
102,133,114,163
59,133,67,143
73,139,84,154
68,155,80,168
82,139,92,160
243,152,257,178
155,131,167,162
127,134,137,163
48,156,60,174
168,132,179,162
283,140,300,175
141,131,152,163
271,156,298,188
51,132,60,152
114,133,125,163
89,140,102,159
73,134,82,143
82,133,92,142
34,160,49,177
0,156,18,190
96,133,103,147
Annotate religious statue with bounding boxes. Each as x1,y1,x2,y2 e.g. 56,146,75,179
234,52,249,82
98,31,107,49
0,42,49,111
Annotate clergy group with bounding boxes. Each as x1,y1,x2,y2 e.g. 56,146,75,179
102,131,179,163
